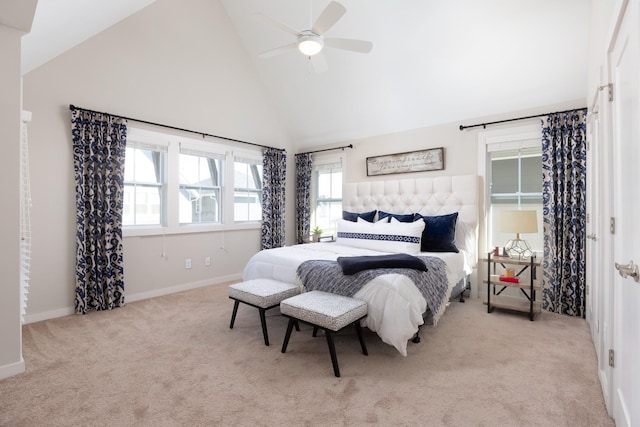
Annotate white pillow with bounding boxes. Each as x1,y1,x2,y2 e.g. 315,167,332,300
337,217,424,254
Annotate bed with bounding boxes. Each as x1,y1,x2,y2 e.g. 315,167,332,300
243,175,478,356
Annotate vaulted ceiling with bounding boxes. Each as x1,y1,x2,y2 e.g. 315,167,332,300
20,0,589,148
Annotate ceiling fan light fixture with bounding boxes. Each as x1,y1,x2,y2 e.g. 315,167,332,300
297,32,323,56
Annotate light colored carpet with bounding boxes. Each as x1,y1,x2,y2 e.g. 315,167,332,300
0,283,613,426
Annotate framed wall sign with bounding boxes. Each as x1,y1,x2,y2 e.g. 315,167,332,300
366,147,444,176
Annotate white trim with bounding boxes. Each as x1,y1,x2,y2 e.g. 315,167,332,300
21,110,32,123
127,128,171,149
179,141,226,158
312,151,343,162
24,307,75,324
126,274,241,303
23,275,242,324
312,152,345,175
123,221,261,237
232,147,263,164
0,359,25,380
127,140,168,152
122,126,266,236
476,123,542,255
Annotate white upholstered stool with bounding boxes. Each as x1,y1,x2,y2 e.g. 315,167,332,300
228,279,300,346
280,291,368,377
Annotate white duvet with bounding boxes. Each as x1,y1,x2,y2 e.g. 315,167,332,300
242,242,471,356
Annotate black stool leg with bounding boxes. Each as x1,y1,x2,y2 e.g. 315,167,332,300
294,320,300,331
229,300,240,329
312,326,319,337
258,308,269,346
325,330,340,377
281,318,296,353
354,321,368,356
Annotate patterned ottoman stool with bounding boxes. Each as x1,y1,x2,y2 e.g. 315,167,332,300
228,279,300,346
280,290,368,377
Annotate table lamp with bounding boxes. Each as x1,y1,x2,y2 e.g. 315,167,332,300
499,210,538,258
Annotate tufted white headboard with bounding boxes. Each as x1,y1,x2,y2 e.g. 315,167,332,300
342,175,479,262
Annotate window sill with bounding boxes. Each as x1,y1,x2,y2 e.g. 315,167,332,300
123,221,261,237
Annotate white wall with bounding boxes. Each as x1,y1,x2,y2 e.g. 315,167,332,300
587,0,621,98
0,0,612,382
304,100,585,299
329,102,583,240
321,102,583,184
21,0,293,321
17,0,589,321
0,24,25,378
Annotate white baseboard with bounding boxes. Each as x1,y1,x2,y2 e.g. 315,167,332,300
23,274,242,324
24,307,74,324
0,358,25,380
126,274,241,303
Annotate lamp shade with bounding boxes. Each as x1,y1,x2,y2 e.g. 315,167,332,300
499,210,538,234
298,33,323,56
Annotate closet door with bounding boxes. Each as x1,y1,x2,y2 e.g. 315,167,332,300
609,0,640,425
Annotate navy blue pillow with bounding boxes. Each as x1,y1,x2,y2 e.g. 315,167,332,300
414,212,459,253
342,210,376,222
377,210,415,223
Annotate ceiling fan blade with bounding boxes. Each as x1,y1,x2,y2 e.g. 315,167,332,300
258,42,298,58
252,13,301,37
312,1,346,35
309,52,328,74
324,38,373,53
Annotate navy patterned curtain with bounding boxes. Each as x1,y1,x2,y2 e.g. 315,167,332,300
71,108,127,314
295,153,313,244
541,108,587,317
262,148,287,249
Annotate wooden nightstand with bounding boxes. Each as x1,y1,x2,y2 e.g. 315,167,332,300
482,253,541,321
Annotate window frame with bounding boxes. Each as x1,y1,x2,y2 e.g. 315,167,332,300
123,135,168,228
123,128,263,237
233,153,263,223
477,124,543,255
310,152,345,238
178,145,224,225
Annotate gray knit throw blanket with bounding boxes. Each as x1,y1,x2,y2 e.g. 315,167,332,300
296,256,449,321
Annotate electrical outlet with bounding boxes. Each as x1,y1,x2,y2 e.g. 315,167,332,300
205,256,211,266
185,258,192,269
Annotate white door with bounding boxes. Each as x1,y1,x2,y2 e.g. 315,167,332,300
587,101,613,411
586,109,601,342
595,95,615,414
586,111,599,340
610,0,640,425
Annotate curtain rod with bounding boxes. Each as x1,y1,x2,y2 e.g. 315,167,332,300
458,107,587,131
296,144,353,156
69,104,285,152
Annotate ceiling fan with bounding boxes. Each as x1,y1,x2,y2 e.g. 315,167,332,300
253,1,373,73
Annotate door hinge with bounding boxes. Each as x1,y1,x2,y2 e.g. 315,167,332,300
599,83,614,102
610,217,616,234
609,349,615,367
586,213,590,223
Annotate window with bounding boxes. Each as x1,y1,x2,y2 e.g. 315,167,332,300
489,146,543,252
123,142,166,226
480,125,543,254
234,158,263,222
490,148,542,204
179,147,223,224
123,128,263,236
311,155,344,237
